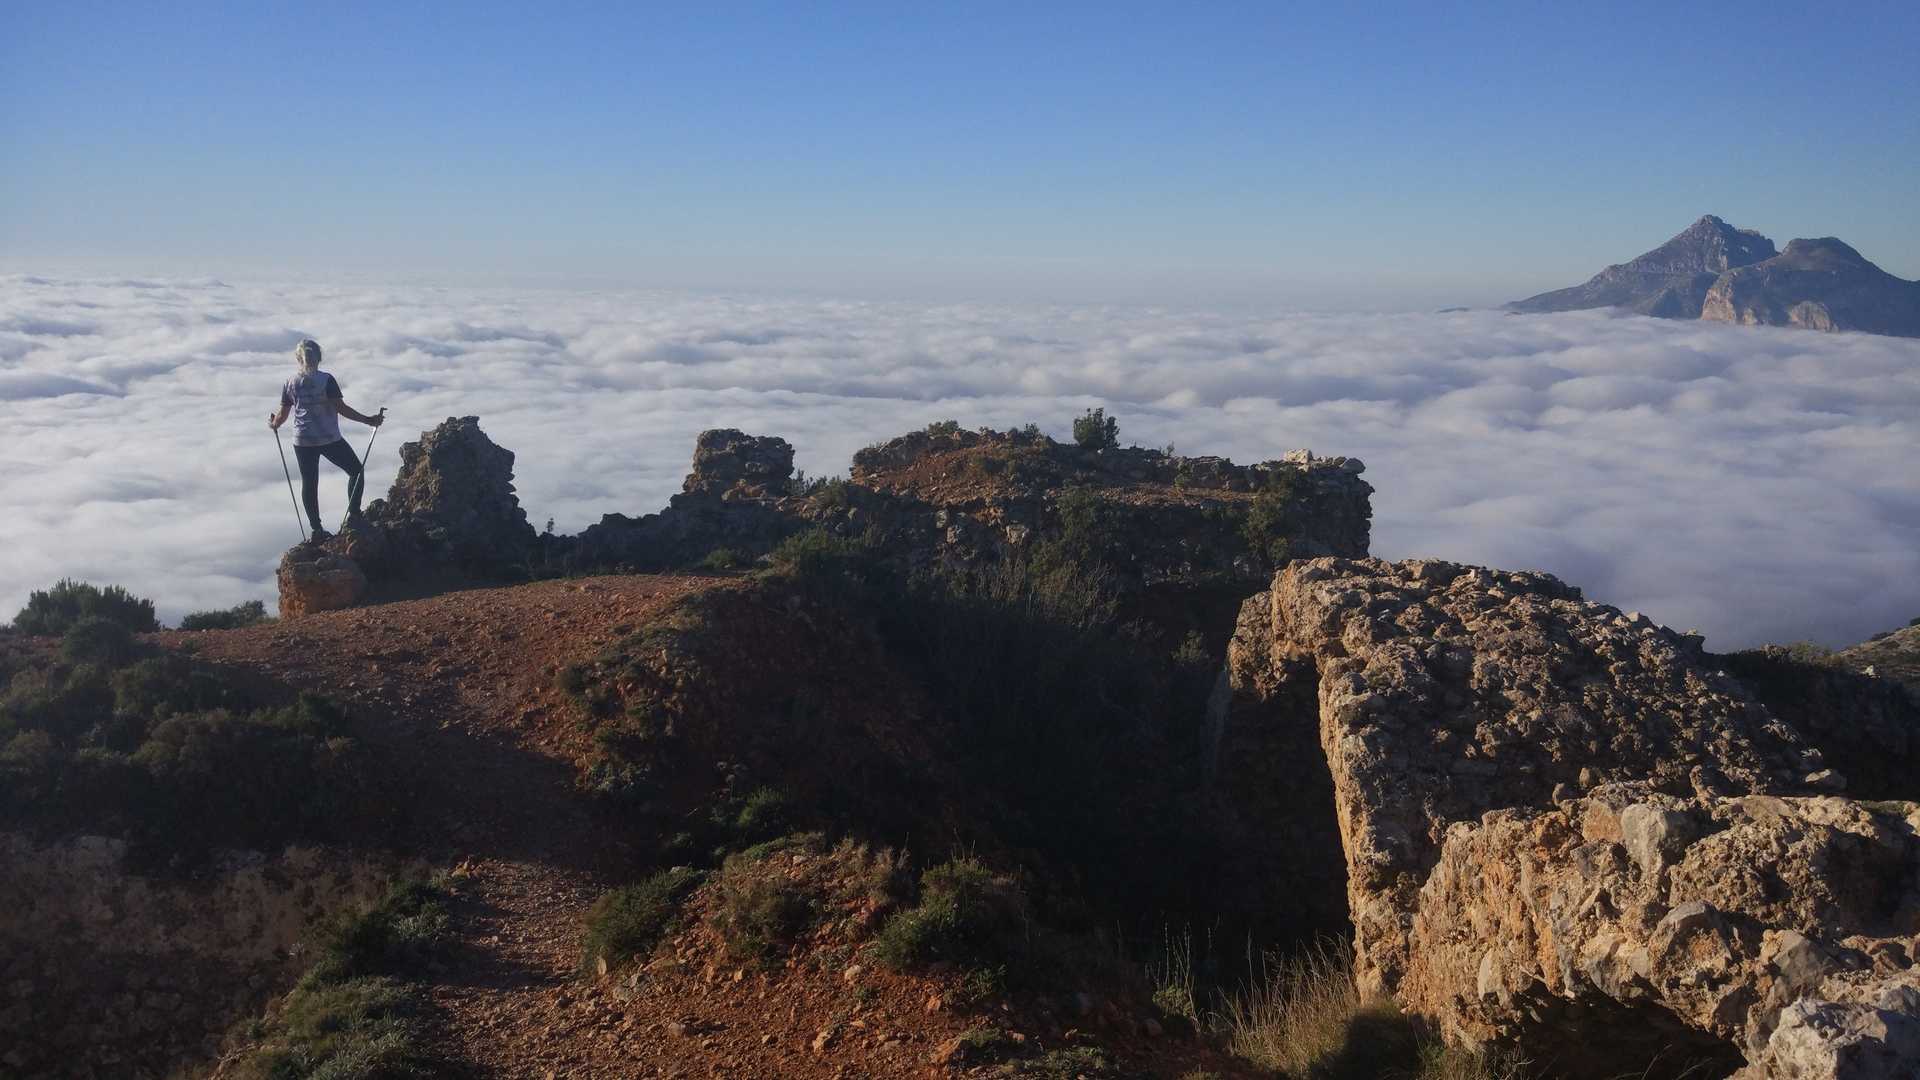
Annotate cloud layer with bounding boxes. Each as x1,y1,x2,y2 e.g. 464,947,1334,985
3,273,1917,650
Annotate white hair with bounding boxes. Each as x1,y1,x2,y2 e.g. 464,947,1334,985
294,339,323,372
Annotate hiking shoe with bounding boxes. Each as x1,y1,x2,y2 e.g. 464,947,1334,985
307,527,332,544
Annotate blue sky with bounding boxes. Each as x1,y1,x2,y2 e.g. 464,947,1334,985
5,1,1917,306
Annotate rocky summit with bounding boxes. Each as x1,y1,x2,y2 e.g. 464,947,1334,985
1509,216,1920,337
1507,215,1777,318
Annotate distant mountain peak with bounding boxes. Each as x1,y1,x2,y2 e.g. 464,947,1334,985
1508,217,1920,338
1506,215,1775,318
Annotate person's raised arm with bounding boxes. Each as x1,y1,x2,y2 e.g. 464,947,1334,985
335,399,385,427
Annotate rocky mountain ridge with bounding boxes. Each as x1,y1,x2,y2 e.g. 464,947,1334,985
1508,216,1920,337
9,412,1919,1079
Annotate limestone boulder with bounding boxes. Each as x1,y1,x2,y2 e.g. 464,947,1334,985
275,545,366,618
1223,557,1920,1076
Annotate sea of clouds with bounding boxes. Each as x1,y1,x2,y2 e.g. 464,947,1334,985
2,272,1916,650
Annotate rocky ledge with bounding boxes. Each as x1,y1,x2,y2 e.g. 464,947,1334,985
1222,557,1920,1078
282,418,1376,619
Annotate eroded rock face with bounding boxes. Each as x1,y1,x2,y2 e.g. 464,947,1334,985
368,415,538,572
1407,789,1920,1077
840,428,1373,591
275,544,366,618
1225,557,1919,1077
1700,239,1920,339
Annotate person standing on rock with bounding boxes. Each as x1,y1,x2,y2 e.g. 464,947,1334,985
269,339,384,541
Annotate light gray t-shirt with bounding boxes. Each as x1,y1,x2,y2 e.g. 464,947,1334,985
281,370,344,447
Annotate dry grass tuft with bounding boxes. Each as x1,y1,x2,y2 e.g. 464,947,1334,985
1219,939,1527,1080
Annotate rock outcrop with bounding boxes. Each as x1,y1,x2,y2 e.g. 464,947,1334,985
276,416,539,616
1507,215,1776,318
838,426,1372,591
575,425,1373,614
1223,557,1920,1077
368,415,539,571
1836,623,1920,697
275,543,367,618
573,428,805,568
1700,238,1920,338
1409,789,1920,1078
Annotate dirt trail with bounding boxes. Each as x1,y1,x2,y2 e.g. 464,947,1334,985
177,574,1242,1078
180,575,720,1076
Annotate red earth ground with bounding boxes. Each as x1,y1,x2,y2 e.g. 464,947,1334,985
174,575,1257,1079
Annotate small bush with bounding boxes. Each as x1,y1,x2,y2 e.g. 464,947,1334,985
871,857,1028,973
766,527,867,579
1242,489,1296,563
179,599,269,631
714,853,815,962
581,867,702,973
302,879,451,988
809,477,853,511
13,578,158,635
926,419,962,436
229,976,436,1080
732,786,794,842
697,547,744,572
60,617,139,667
952,1026,1015,1065
1071,407,1119,451
1008,1046,1120,1077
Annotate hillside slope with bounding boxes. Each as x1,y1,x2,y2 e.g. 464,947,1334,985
174,574,1245,1078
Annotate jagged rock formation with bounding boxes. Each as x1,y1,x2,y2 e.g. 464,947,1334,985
1508,216,1920,338
1508,215,1776,317
276,417,538,616
1700,238,1920,338
676,429,795,501
1223,557,1920,1078
1836,623,1920,697
574,429,804,567
367,415,539,571
577,425,1373,607
275,543,367,618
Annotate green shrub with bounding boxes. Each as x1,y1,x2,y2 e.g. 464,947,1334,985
12,578,157,635
732,786,794,842
872,857,1028,973
1071,407,1119,451
1010,1046,1121,1077
766,527,867,579
178,600,269,631
580,867,702,973
229,976,437,1080
697,547,745,572
302,879,451,988
714,851,815,962
60,617,139,667
1241,488,1296,563
808,477,853,512
926,419,962,436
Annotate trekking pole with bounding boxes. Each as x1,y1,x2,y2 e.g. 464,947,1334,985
271,418,308,543
344,407,386,529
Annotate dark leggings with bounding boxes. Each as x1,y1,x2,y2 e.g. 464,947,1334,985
295,439,363,531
